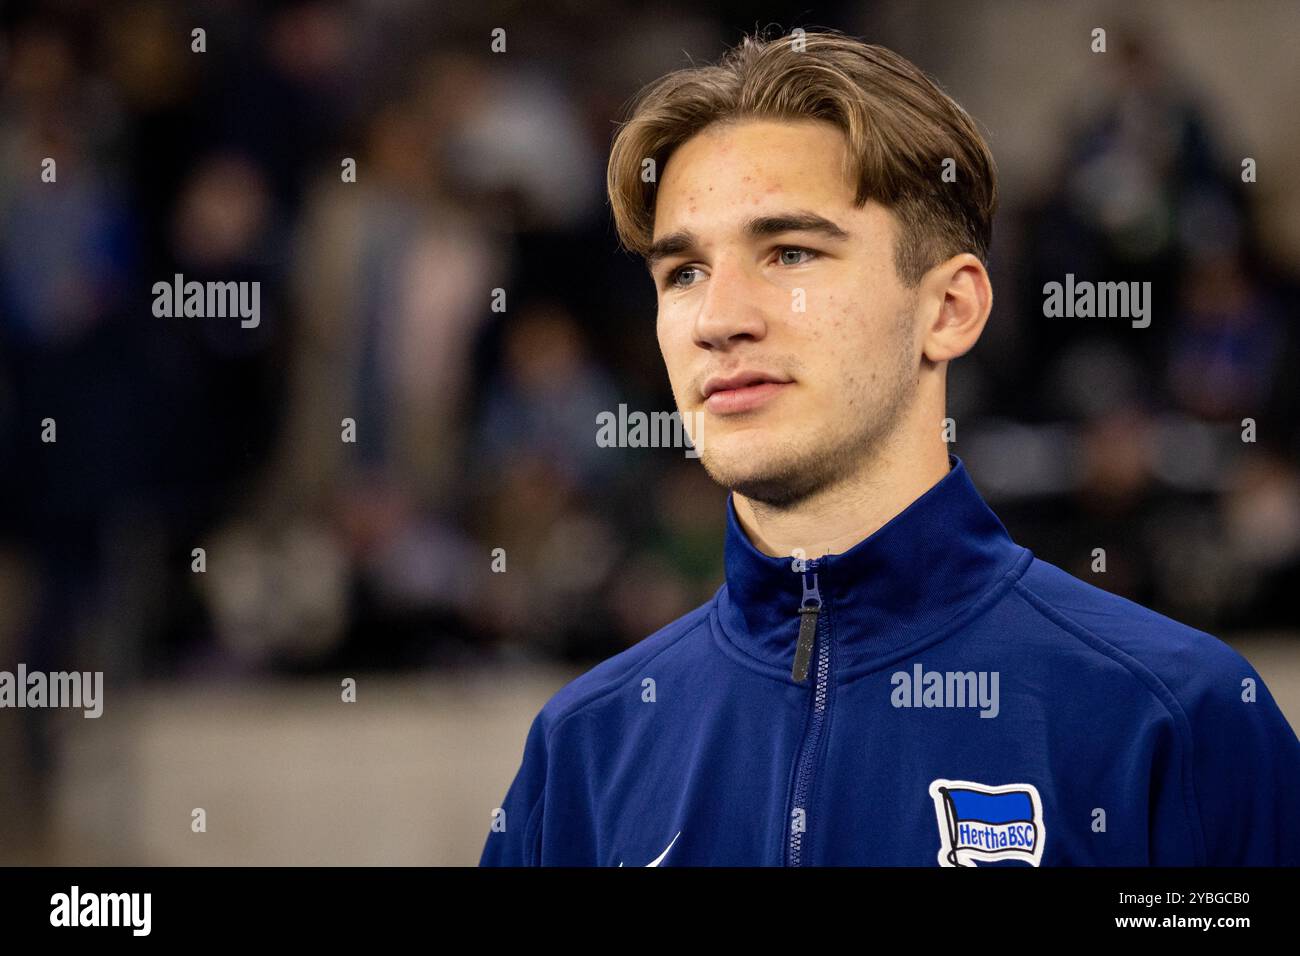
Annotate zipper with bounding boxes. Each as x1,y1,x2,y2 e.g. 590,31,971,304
787,558,833,866
792,568,821,683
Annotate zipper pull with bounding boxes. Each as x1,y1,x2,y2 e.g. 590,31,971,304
793,570,821,683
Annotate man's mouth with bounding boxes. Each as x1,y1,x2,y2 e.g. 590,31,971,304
701,371,793,415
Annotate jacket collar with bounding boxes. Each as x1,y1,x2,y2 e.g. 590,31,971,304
715,455,1028,679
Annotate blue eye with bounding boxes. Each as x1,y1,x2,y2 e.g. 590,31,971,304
666,265,700,289
778,247,817,266
662,247,817,290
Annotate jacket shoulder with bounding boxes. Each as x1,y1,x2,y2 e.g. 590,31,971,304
1012,556,1256,691
1013,556,1300,864
478,596,718,866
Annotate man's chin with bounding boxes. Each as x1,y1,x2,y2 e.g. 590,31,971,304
697,450,812,509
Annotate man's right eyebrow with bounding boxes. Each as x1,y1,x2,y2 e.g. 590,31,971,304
645,230,700,270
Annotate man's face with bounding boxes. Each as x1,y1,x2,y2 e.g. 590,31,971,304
649,118,921,508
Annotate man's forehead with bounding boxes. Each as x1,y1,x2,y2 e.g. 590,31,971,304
652,123,860,244
658,120,848,192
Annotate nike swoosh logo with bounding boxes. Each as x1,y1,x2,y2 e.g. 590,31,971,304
617,831,681,867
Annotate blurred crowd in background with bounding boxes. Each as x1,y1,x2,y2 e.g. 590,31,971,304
1,0,1298,706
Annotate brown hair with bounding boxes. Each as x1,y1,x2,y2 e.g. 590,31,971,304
606,27,997,288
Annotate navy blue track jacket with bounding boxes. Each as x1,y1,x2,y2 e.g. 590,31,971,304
479,456,1300,866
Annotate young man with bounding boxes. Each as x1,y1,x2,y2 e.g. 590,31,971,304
479,29,1300,866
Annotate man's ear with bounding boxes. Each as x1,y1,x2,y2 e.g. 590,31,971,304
920,254,993,363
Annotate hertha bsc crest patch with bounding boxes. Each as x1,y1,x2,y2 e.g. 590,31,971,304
928,779,1045,866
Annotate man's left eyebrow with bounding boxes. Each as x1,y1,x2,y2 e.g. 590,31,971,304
644,211,852,271
744,211,852,243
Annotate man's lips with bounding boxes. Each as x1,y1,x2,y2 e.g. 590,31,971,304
701,371,792,398
701,374,793,415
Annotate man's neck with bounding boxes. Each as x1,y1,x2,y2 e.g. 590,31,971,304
731,441,952,561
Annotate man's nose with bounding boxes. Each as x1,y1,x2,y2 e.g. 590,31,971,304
692,255,770,349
